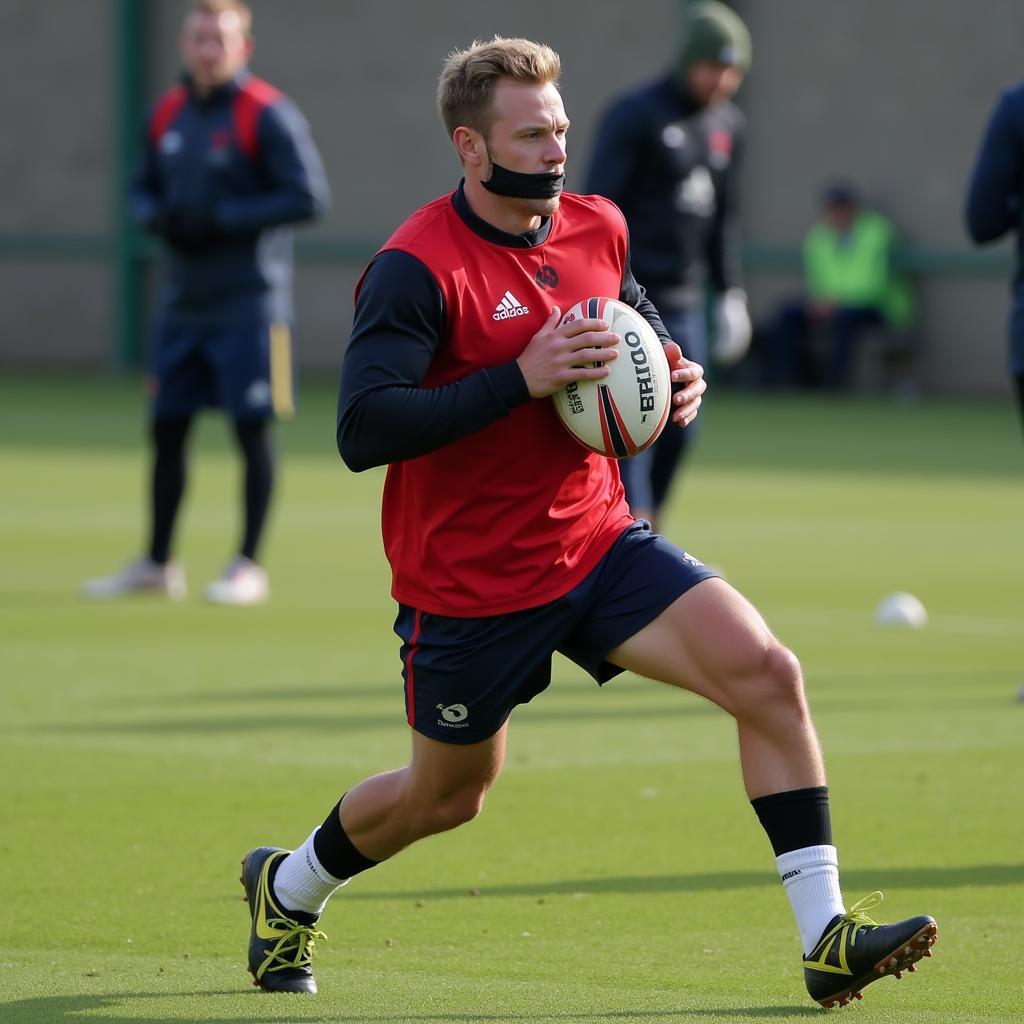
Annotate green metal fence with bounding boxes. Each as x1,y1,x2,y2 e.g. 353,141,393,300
0,1,1012,371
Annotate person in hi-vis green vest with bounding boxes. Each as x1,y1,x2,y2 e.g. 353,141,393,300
772,181,913,389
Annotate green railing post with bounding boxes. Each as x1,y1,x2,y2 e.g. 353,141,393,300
111,0,147,370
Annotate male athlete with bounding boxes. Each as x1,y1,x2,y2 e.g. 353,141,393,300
83,0,328,605
241,37,937,1007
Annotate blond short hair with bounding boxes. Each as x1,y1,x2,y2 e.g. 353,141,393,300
437,36,561,140
189,0,253,37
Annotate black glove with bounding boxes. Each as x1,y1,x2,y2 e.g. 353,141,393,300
159,206,220,254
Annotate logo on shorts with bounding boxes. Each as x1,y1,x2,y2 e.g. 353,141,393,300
437,703,469,727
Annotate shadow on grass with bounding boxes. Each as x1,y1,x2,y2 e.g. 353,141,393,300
346,862,1023,902
17,701,719,738
0,990,818,1023
20,671,1022,737
3,374,1020,483
109,677,671,709
86,682,401,712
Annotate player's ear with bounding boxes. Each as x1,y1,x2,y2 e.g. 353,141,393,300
453,126,485,168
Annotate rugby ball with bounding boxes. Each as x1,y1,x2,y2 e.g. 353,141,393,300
552,297,672,458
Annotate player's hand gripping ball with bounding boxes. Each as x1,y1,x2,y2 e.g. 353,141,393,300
552,297,672,458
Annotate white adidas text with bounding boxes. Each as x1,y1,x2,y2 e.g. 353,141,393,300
493,290,530,321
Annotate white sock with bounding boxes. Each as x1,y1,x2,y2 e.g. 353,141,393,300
273,828,348,916
776,844,846,955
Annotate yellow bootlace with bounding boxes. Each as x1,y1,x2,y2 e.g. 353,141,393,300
842,891,884,927
257,916,328,979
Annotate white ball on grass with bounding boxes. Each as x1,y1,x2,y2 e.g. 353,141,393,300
875,592,928,628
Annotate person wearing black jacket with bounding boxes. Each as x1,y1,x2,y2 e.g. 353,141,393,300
585,0,751,528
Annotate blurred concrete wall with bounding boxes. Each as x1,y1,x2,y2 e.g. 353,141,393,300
0,0,111,366
0,0,1021,395
736,0,1022,396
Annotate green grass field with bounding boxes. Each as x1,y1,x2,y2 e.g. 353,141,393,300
1,375,1021,1023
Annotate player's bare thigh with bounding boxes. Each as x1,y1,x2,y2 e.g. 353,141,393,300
605,576,788,713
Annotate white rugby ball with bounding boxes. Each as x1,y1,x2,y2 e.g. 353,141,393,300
552,297,672,459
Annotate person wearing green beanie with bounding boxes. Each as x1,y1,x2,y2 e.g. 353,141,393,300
678,0,752,79
585,1,752,531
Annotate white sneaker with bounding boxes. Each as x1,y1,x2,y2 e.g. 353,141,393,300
82,557,187,601
204,557,269,605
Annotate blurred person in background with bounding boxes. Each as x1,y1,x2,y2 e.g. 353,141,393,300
584,0,752,530
768,181,913,391
965,81,1024,435
83,0,329,605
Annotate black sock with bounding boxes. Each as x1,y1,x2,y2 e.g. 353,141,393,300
149,416,192,564
312,797,379,881
233,418,275,561
750,785,833,856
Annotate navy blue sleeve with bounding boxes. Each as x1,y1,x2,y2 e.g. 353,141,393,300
965,88,1024,244
129,120,163,230
216,98,330,234
621,259,670,344
337,250,531,472
707,114,745,291
583,95,643,202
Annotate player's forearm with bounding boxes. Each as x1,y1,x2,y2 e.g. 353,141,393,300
708,213,743,292
336,363,528,472
215,189,325,234
965,173,1018,242
965,100,1022,243
129,189,162,229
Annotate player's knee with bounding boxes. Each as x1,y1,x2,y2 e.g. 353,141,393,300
757,642,807,711
729,640,805,719
426,785,489,834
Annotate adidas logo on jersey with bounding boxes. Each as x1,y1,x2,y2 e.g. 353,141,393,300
492,291,530,321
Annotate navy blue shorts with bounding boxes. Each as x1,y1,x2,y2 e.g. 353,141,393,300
394,521,718,744
149,317,294,420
